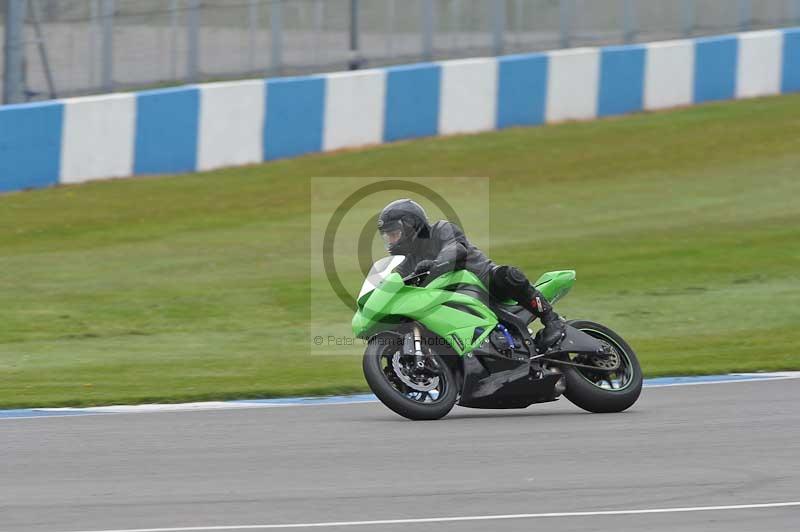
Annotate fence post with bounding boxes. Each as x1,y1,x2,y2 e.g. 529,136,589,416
385,0,395,59
88,0,98,87
514,0,524,44
738,0,752,31
492,0,506,56
271,0,283,75
682,0,695,37
3,0,27,104
101,0,115,92
560,0,573,49
170,0,179,79
348,0,362,69
313,0,324,66
248,0,258,72
623,0,637,43
186,0,200,82
421,0,435,61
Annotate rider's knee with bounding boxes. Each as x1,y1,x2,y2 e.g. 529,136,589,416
490,265,531,300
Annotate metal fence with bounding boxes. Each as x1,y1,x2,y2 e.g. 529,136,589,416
3,0,800,104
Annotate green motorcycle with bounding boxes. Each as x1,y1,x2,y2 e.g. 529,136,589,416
353,256,643,420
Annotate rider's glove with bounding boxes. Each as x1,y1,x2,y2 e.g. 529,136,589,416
414,260,456,281
413,260,436,275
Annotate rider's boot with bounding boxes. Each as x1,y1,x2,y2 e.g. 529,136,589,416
524,288,565,352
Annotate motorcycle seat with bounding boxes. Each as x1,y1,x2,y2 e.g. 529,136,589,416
494,300,530,318
489,300,535,335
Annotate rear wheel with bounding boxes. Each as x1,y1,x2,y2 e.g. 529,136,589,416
560,320,642,413
363,332,458,420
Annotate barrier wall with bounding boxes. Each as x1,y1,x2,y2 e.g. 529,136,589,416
1,28,799,194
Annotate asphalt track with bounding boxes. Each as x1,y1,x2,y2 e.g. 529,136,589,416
2,377,799,532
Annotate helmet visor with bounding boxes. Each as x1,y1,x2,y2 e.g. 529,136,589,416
379,220,404,248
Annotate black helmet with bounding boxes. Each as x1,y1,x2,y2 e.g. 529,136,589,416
377,199,431,255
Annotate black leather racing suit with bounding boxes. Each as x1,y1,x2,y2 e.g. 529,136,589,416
394,220,495,286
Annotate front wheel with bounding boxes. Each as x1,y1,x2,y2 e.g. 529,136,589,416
363,332,458,420
559,320,643,413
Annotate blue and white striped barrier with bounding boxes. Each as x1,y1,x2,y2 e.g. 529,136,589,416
1,28,799,194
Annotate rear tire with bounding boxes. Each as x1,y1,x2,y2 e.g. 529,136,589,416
561,320,642,413
363,333,458,420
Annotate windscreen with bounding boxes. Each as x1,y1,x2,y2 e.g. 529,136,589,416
358,255,405,300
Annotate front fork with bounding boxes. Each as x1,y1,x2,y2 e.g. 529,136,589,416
402,326,426,370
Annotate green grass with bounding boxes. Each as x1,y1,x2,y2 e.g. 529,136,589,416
1,94,800,408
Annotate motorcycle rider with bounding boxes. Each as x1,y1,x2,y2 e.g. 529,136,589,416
377,198,566,351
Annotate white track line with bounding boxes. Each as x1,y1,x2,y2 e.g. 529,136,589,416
61,501,800,532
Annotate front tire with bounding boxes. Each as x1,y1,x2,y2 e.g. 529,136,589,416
560,320,643,413
363,333,458,420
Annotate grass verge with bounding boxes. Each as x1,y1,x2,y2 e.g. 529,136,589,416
1,94,799,408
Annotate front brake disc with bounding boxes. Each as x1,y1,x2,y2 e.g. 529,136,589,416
392,353,439,392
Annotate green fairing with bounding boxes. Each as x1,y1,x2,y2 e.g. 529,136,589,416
424,269,487,291
534,269,576,304
352,268,577,356
352,270,496,354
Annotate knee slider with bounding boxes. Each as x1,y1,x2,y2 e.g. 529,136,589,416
503,266,529,290
491,265,530,300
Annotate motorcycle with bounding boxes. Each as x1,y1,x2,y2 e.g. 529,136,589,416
352,255,643,420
